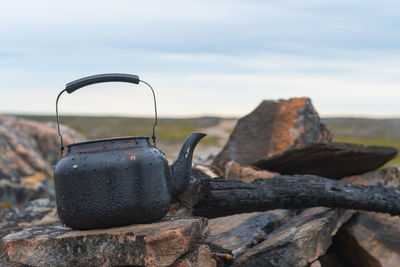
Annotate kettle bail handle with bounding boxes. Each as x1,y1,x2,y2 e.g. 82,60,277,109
56,73,158,158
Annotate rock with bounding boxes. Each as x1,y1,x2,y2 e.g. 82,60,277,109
334,167,400,267
0,115,84,205
224,161,278,183
193,164,220,178
207,210,293,252
0,199,58,262
343,166,400,187
170,244,216,267
0,173,54,205
213,98,332,169
335,212,400,267
3,217,207,267
0,115,84,180
232,207,355,267
0,199,58,230
309,260,322,267
253,142,397,179
317,248,355,267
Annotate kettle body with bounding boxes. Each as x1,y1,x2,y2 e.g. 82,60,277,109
54,137,172,229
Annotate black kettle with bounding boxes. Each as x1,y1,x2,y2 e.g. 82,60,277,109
53,73,206,229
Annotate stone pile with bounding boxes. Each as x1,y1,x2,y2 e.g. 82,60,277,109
1,98,400,266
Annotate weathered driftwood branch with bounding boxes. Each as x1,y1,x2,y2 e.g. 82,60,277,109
179,175,400,218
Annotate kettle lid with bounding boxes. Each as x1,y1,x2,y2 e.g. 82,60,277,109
67,136,151,153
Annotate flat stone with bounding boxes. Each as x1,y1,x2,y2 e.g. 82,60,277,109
334,167,400,267
253,142,397,179
3,217,207,267
213,98,332,170
232,207,354,267
207,210,293,251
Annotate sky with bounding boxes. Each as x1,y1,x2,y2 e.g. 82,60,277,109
0,0,400,118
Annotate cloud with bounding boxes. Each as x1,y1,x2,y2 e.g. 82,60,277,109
0,0,399,117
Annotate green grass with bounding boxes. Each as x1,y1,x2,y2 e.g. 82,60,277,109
200,135,220,146
18,115,222,148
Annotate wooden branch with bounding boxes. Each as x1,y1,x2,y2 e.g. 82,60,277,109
179,175,400,218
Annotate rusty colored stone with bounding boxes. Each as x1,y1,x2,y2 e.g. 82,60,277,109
343,166,400,187
213,98,332,170
224,161,278,183
3,217,207,267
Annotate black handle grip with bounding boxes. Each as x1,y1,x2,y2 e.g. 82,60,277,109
65,73,140,93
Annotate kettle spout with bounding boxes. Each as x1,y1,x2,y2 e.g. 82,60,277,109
169,132,206,198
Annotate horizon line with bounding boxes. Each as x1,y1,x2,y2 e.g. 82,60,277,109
3,112,400,120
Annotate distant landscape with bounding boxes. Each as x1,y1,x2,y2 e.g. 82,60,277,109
17,115,400,166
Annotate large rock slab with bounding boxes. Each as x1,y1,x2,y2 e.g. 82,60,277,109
232,207,354,267
212,98,332,169
253,142,397,179
334,167,400,267
3,217,207,267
